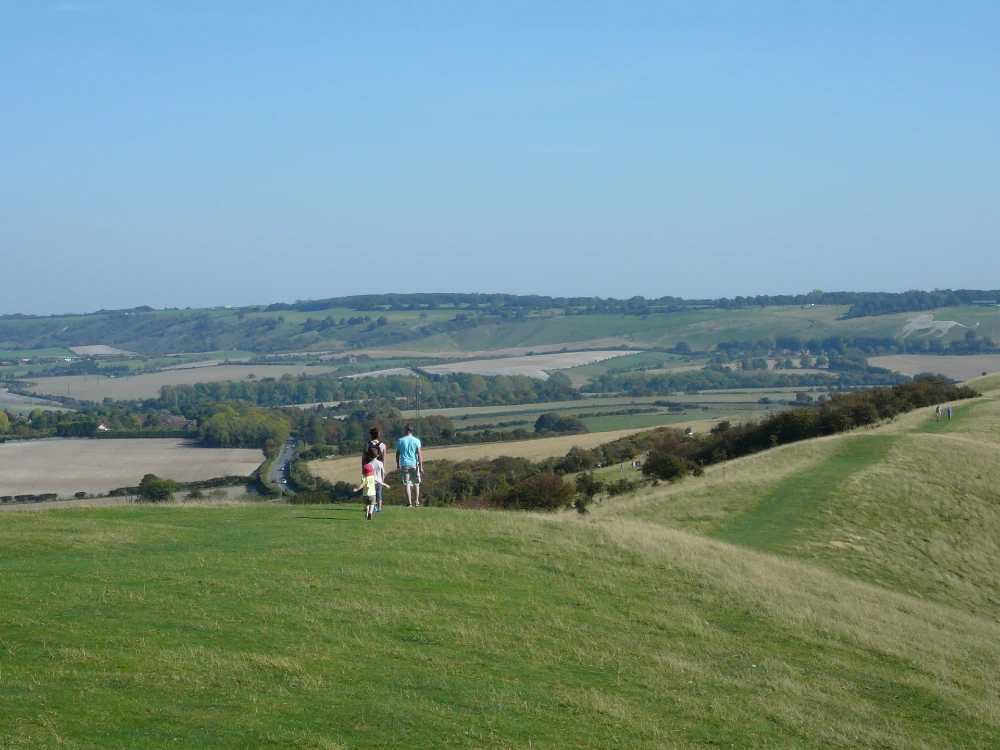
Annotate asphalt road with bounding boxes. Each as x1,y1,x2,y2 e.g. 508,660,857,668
267,438,296,494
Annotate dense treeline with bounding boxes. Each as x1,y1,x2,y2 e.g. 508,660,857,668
642,376,978,480
583,367,903,396
152,371,579,410
716,331,998,359
843,290,998,319
198,403,291,456
0,404,195,440
246,289,1000,317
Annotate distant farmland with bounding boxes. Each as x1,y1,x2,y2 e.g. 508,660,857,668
22,364,343,402
351,350,639,380
869,354,1000,381
0,439,263,498
307,423,717,485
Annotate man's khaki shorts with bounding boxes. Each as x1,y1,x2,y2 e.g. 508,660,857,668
401,467,421,486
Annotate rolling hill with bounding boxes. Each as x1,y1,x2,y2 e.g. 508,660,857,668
2,295,999,357
1,382,998,746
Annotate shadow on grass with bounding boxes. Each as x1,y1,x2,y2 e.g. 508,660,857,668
295,509,365,522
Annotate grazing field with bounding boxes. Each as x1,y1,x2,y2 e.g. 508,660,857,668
869,353,1000,381
0,347,75,359
0,439,263,498
22,364,343,401
5,398,1000,745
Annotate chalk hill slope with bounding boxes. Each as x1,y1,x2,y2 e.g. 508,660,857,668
1,377,999,747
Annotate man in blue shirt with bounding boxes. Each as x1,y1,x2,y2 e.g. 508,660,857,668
395,424,424,507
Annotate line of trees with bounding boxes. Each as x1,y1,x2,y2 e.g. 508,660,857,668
152,371,580,411
582,367,903,397
716,332,997,359
642,376,978,480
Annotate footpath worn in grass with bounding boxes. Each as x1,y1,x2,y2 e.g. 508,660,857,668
3,502,1000,747
716,435,898,552
602,394,1000,621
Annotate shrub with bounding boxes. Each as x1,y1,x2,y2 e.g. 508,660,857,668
533,413,588,435
642,452,690,481
496,472,575,511
573,471,605,514
138,474,178,502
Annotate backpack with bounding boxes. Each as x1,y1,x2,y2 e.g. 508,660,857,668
362,438,385,466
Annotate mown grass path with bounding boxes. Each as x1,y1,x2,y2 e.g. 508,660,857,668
715,435,899,552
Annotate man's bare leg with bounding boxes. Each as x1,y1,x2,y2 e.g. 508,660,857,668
413,484,420,507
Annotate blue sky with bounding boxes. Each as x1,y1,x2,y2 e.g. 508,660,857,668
2,1,998,315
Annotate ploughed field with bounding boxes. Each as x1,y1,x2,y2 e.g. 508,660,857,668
0,439,262,498
869,353,1000,381
22,364,343,401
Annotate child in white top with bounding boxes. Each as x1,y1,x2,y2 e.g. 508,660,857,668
354,449,390,520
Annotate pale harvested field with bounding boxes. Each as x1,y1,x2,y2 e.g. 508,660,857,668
354,351,639,381
870,354,1000,381
68,345,137,356
24,364,342,401
339,339,637,359
0,439,263,498
0,389,62,407
308,422,716,484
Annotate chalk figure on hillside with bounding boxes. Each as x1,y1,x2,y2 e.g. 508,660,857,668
364,427,387,512
354,449,390,521
948,407,953,421
396,424,423,507
936,405,942,421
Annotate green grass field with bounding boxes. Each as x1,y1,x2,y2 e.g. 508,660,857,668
0,348,76,359
3,384,1000,746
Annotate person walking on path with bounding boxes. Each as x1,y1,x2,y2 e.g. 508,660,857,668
364,427,387,512
936,405,942,421
354,449,390,520
395,424,423,507
948,406,953,421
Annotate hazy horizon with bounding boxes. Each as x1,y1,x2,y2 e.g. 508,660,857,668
3,1,998,315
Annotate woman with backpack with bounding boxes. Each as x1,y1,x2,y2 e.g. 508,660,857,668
363,427,387,512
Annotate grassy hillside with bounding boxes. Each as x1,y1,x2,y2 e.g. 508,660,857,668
3,385,1000,745
2,302,998,356
600,380,1000,621
3,503,1000,747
